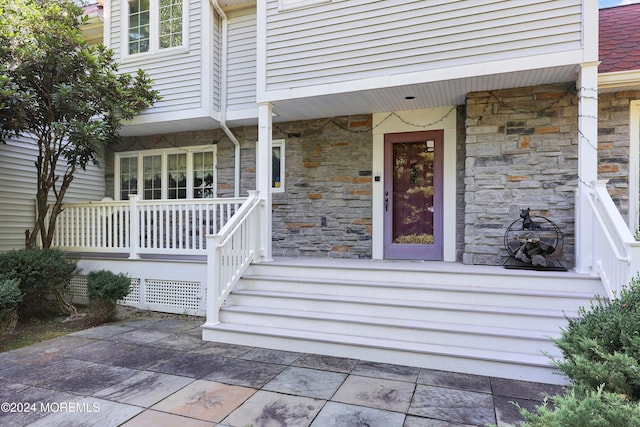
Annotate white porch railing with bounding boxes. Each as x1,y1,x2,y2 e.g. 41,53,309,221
588,180,640,298
205,191,262,325
49,196,246,257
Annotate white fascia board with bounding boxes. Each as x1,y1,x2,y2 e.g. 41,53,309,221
226,107,259,121
122,107,219,126
258,50,586,103
599,70,640,90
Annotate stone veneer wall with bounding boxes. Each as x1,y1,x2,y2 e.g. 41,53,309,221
270,115,373,258
463,83,579,267
107,115,373,259
598,90,640,219
456,106,467,262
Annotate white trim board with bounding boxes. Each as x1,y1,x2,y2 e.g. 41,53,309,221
630,100,640,233
372,107,457,262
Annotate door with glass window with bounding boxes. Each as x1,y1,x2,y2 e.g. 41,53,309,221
384,131,443,260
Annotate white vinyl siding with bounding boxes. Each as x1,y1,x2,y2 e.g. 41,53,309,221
0,136,105,252
264,0,584,91
212,10,222,112
227,10,257,111
109,0,208,115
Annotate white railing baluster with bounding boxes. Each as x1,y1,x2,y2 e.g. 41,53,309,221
204,191,260,326
588,180,640,298
45,196,246,256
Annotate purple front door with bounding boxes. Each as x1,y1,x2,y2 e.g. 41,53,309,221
384,131,443,260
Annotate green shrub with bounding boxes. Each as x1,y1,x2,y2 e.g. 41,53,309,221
517,276,640,426
520,386,640,427
552,276,640,400
0,248,77,317
0,278,22,335
86,270,130,325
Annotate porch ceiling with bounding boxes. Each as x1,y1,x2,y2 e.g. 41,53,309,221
263,65,580,125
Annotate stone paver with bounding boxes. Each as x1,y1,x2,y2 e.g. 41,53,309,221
93,371,193,407
103,344,179,370
202,357,285,388
418,368,492,393
0,317,566,426
121,409,212,427
409,384,497,426
351,360,420,382
221,390,324,427
28,397,142,427
151,379,254,423
311,401,406,427
332,375,415,413
150,352,228,378
293,353,358,373
263,366,347,399
240,347,302,365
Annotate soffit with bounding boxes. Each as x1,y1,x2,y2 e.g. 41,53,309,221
217,0,256,12
262,65,580,125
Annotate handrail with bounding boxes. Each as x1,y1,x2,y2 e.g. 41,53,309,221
205,191,261,325
215,192,260,243
587,190,630,263
588,181,640,298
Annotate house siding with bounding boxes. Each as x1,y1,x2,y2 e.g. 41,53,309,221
109,0,210,116
227,9,257,112
0,136,105,252
264,0,583,92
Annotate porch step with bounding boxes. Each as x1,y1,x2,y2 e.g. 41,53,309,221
202,259,605,384
236,275,595,312
228,289,574,333
220,305,563,357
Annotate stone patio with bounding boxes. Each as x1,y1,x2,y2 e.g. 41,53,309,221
0,317,564,426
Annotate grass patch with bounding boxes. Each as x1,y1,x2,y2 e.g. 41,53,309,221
0,311,89,352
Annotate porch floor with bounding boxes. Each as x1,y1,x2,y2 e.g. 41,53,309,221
261,256,588,278
0,316,565,426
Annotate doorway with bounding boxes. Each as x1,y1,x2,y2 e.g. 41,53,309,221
383,131,444,260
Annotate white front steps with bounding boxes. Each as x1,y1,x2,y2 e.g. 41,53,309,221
201,258,605,385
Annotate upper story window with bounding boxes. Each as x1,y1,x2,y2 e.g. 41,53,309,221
115,146,217,200
127,0,185,56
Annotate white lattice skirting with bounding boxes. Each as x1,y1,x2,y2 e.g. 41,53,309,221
68,275,206,316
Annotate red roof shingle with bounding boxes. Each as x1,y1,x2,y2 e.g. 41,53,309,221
599,4,640,73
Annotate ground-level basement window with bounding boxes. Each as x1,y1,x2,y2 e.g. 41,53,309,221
115,145,217,200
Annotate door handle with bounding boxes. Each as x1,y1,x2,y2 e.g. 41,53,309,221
385,191,389,212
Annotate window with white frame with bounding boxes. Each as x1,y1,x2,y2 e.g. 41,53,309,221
126,0,185,56
279,0,330,11
272,139,285,192
115,146,217,200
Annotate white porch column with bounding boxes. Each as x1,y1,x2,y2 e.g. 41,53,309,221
575,63,599,274
256,102,273,261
